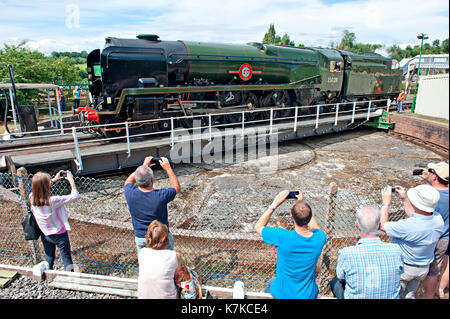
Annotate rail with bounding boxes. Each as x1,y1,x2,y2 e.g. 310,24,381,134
2,99,392,173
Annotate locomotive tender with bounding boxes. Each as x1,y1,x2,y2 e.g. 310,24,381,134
79,34,401,137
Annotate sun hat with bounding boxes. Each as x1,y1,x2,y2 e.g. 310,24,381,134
427,162,449,182
406,184,440,213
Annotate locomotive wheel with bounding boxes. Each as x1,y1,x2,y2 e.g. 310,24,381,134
179,117,194,129
224,112,243,124
158,119,171,131
242,92,260,123
272,90,292,119
179,116,207,130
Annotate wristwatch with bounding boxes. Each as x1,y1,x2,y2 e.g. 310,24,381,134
269,205,276,211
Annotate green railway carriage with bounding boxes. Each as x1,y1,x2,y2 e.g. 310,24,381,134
81,34,401,136
340,50,401,98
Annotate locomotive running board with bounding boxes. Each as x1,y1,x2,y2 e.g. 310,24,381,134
100,83,318,116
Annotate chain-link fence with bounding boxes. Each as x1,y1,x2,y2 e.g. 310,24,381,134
0,171,407,294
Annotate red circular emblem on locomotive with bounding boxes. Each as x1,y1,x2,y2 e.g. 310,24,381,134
239,63,253,81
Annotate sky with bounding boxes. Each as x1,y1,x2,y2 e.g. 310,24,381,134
0,0,448,57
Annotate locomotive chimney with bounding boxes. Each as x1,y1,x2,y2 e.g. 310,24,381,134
136,34,160,41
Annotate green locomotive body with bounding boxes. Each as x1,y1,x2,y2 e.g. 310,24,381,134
81,34,401,136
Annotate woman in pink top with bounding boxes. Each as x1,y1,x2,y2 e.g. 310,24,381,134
138,220,181,299
30,170,79,271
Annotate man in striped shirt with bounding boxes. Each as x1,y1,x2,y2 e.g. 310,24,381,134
330,206,404,299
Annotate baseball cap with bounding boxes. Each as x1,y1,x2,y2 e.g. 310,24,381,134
427,162,449,182
406,184,440,213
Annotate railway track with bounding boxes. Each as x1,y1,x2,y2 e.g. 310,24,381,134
0,134,103,157
387,130,449,159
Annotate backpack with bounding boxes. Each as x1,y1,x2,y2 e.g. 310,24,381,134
178,266,202,299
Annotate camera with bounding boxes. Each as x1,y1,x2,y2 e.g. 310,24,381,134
412,168,424,176
150,157,161,165
287,191,299,199
60,170,67,178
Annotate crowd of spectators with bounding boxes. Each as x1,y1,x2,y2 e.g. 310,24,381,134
26,158,448,299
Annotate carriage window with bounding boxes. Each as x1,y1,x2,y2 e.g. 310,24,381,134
330,61,342,72
93,65,102,77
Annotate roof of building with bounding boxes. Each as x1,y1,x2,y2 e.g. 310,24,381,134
400,54,449,74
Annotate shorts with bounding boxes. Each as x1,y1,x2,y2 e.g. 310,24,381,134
400,263,429,299
428,238,449,277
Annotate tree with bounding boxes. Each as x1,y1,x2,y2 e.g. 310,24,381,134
263,24,278,45
386,38,449,61
0,42,84,104
337,30,356,50
280,34,295,46
262,24,296,46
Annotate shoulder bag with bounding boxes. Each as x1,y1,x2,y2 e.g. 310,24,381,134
21,207,42,241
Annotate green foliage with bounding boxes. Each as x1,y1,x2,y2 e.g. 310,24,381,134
0,41,84,104
387,38,449,61
330,30,382,54
262,24,299,47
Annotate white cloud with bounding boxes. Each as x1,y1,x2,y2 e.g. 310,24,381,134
0,0,448,54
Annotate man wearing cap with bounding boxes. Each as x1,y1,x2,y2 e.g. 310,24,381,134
419,162,449,299
380,184,444,299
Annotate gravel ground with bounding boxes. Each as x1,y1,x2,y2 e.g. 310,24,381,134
0,275,130,299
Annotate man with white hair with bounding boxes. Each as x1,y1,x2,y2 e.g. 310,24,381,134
124,156,180,254
380,184,444,299
330,206,404,299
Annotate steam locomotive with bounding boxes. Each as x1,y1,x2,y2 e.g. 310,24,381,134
78,34,401,137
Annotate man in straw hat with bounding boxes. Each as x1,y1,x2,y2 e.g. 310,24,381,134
380,184,444,299
418,162,449,298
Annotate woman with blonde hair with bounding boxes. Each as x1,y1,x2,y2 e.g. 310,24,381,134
30,170,79,271
138,220,181,299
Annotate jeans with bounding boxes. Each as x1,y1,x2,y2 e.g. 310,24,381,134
40,231,74,272
397,101,403,112
59,99,66,112
135,230,174,255
330,277,345,299
73,99,80,109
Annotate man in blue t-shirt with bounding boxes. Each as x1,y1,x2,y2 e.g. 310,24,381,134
254,190,327,299
124,156,180,254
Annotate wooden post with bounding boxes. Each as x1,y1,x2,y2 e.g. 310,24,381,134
16,167,42,265
317,182,338,294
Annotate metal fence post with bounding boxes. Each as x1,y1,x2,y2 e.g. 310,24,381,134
315,105,320,129
294,106,298,132
318,182,338,294
55,89,64,135
241,111,245,137
209,113,213,141
125,121,131,158
334,103,340,126
269,108,273,134
351,102,356,123
366,100,372,120
47,89,55,128
170,117,174,150
72,127,83,172
8,88,18,131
